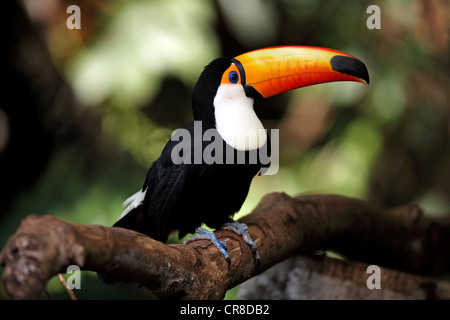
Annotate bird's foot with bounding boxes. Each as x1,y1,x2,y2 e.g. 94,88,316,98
183,227,230,265
221,221,260,265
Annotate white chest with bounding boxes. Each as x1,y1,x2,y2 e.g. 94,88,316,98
213,84,267,151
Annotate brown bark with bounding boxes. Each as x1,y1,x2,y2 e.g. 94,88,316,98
1,192,450,300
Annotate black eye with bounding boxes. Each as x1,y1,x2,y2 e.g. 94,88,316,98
228,71,239,84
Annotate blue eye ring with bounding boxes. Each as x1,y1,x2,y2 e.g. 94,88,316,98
228,71,239,84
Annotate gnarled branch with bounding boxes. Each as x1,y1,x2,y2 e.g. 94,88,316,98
1,192,450,299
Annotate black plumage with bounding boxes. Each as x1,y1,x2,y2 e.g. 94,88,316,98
113,58,268,242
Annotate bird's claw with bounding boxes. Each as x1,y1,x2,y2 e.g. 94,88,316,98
221,221,260,265
184,227,230,265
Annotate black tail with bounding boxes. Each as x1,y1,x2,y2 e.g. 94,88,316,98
112,206,147,234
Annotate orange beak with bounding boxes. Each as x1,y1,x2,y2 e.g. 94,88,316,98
231,46,369,98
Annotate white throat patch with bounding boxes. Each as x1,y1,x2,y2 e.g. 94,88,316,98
213,84,267,151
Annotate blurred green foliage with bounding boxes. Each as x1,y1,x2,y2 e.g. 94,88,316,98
1,0,449,299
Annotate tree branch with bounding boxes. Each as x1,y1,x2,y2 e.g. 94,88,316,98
238,254,450,300
1,192,449,299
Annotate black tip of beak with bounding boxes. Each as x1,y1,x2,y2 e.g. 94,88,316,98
331,55,370,85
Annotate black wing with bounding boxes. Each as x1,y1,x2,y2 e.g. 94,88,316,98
113,122,206,241
114,121,261,241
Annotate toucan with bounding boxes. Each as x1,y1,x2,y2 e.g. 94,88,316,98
107,46,369,273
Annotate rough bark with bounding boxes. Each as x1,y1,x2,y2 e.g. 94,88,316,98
1,192,450,300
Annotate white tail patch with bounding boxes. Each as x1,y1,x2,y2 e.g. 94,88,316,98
117,188,147,221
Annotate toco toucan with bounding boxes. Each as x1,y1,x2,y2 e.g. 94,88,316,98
105,46,369,275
